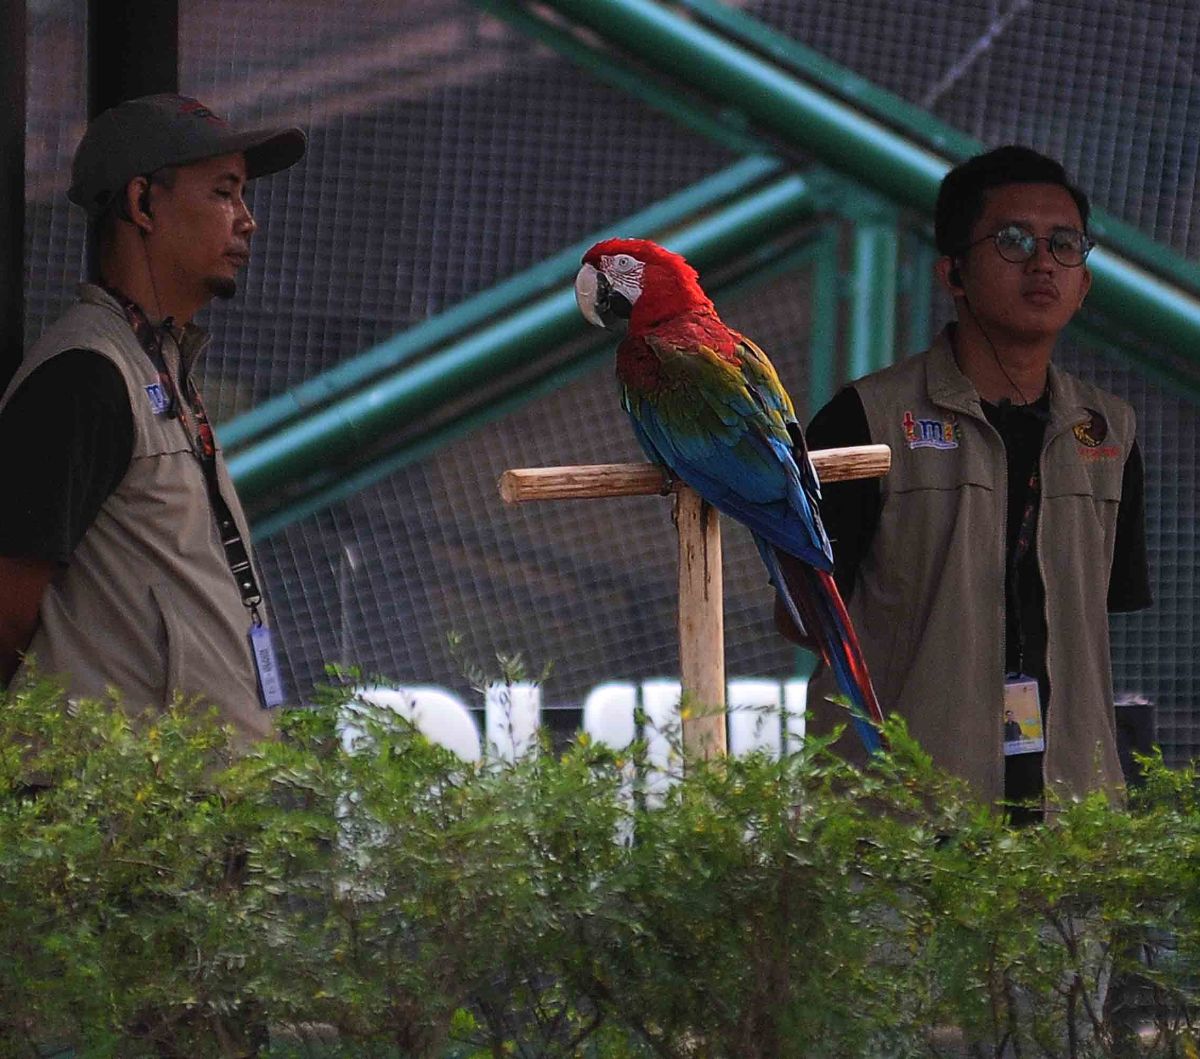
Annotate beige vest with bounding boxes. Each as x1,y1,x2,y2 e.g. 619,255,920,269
2,284,276,743
808,329,1131,805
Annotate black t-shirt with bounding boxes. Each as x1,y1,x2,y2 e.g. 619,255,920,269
806,384,1152,812
0,350,134,563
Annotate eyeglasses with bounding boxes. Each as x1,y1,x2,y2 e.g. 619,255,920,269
964,224,1094,268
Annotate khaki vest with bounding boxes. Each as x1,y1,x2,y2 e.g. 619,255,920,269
807,329,1131,805
2,284,277,743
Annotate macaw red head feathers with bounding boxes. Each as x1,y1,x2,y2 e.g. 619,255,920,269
575,238,714,334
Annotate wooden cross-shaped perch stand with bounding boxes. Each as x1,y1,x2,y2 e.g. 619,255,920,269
498,445,891,759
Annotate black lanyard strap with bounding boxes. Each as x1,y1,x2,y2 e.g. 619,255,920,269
1006,467,1040,674
106,286,264,616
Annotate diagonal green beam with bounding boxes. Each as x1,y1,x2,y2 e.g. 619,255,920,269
531,0,1200,371
677,0,1200,296
675,0,984,162
476,0,767,158
230,169,828,506
520,0,945,212
252,226,838,539
221,154,782,450
561,0,1200,298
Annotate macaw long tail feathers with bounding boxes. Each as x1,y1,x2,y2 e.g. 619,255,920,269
758,540,886,755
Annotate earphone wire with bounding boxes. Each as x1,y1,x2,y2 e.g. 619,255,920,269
135,178,175,340
957,272,1031,407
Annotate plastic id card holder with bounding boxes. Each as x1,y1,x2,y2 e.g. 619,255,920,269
249,624,286,709
1002,675,1044,756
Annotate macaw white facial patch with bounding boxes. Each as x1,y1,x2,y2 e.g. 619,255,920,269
601,253,645,305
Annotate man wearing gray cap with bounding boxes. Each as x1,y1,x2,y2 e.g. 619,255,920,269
0,94,305,744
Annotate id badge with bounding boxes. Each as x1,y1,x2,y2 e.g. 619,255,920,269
1002,675,1044,756
249,624,286,709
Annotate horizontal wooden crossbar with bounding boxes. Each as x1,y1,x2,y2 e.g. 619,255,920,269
498,444,891,504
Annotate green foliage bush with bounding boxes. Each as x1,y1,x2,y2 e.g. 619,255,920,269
1,674,1198,1058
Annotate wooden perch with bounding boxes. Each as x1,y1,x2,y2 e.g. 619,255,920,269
498,444,891,504
497,444,891,760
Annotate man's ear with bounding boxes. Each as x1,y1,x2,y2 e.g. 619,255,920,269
935,255,964,296
125,176,154,233
1077,264,1092,309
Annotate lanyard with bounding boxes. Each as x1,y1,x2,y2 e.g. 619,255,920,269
105,287,265,623
1006,466,1040,674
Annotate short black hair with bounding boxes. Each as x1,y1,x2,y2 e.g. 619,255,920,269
934,146,1090,257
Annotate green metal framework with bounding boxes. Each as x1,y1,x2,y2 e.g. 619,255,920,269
224,154,784,451
223,0,1200,538
524,0,1200,361
253,221,840,539
232,166,838,514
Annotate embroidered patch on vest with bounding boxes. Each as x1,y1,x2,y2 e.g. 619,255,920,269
1074,407,1120,460
902,410,961,450
144,382,171,415
1073,408,1108,447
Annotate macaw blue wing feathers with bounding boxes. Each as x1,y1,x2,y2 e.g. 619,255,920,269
619,336,885,754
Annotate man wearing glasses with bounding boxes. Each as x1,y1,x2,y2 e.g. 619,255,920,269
779,146,1151,821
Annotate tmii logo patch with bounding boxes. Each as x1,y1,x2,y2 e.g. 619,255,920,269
903,410,961,450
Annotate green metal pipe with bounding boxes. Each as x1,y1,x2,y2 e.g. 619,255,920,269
538,0,947,212
251,337,608,540
536,0,1200,367
230,291,579,502
253,225,835,539
847,214,898,378
659,0,1200,295
230,171,819,504
475,0,766,157
805,225,840,419
902,233,937,355
675,0,984,162
1068,317,1200,406
1085,249,1200,375
221,154,783,449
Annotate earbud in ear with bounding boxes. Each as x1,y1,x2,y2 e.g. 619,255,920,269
139,189,152,218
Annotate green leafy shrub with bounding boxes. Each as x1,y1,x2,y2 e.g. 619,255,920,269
0,674,1197,1058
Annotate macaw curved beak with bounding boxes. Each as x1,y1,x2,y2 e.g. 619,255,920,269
574,263,633,334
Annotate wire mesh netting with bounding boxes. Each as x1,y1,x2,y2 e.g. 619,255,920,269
22,0,1199,760
755,0,1200,260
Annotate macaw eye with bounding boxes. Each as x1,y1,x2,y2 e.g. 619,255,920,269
613,254,638,272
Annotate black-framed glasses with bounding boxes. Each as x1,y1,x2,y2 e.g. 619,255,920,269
965,224,1094,267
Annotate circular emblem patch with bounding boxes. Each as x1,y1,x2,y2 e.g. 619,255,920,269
1073,407,1108,448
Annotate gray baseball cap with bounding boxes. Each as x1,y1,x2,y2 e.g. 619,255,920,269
69,93,307,217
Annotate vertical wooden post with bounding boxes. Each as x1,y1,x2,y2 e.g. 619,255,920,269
675,486,726,758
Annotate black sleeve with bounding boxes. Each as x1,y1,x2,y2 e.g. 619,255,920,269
1107,439,1152,613
0,350,134,564
804,386,881,599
